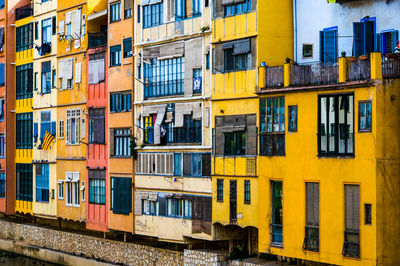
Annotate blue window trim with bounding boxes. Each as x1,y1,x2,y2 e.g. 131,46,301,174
183,199,192,219
360,17,377,52
157,192,211,219
142,199,157,216
36,164,49,203
110,2,122,23
110,45,121,67
378,29,398,54
322,26,339,63
143,3,163,29
0,173,5,198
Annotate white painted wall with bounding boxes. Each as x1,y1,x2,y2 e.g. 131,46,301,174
294,0,400,63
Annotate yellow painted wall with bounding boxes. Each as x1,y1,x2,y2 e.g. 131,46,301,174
32,163,58,218
257,87,377,265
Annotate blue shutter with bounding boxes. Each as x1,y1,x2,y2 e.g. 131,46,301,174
174,153,182,176
175,0,185,21
363,20,375,54
51,121,56,136
34,123,38,138
376,33,382,53
127,94,132,111
353,22,364,57
323,29,337,64
391,30,399,53
0,63,4,86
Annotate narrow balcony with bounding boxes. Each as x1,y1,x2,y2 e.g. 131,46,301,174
88,32,107,49
16,4,33,21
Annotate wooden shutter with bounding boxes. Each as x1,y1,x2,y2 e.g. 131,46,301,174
323,29,337,64
345,185,360,231
75,117,80,143
109,129,115,156
229,180,237,222
66,118,71,144
183,153,192,176
158,196,167,216
202,153,211,177
364,20,375,54
134,191,142,215
353,22,364,57
214,116,225,155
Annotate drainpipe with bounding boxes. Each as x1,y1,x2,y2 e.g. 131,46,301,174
293,0,298,62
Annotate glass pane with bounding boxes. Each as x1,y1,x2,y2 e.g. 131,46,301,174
328,96,336,153
339,96,346,154
320,97,327,153
347,95,354,154
366,102,372,129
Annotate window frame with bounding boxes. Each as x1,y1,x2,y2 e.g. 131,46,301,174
110,45,121,67
36,164,49,203
142,199,157,216
288,105,298,132
58,182,64,200
123,38,132,58
217,179,223,202
358,100,372,133
0,173,5,198
244,180,250,204
143,3,163,29
110,2,122,23
89,173,106,205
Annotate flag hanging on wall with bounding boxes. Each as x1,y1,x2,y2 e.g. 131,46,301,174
42,131,55,150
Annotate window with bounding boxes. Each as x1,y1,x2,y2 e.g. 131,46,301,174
111,177,132,215
34,21,38,40
135,153,174,175
34,72,38,90
16,112,33,149
378,30,399,55
0,173,4,198
58,182,64,199
288,105,298,132
111,128,131,157
143,115,155,144
302,44,313,59
174,153,182,176
303,182,319,252
16,23,33,52
183,199,192,219
0,134,4,157
229,180,237,222
36,164,49,203
16,164,33,202
65,172,80,207
144,57,184,98
110,2,121,22
52,69,56,88
244,180,250,204
320,27,338,64
66,109,81,145
223,39,251,71
167,198,183,217
193,68,202,93
52,16,56,35
318,94,354,156
271,181,283,246
182,153,211,177
123,38,132,58
365,204,372,225
0,63,4,86
58,120,64,139
343,184,360,258
41,18,51,45
110,92,132,112
0,99,3,122
142,199,157,215
39,111,55,143
89,170,106,205
205,0,209,7
124,7,132,18
174,115,202,144
89,108,105,144
41,61,51,94
224,0,252,17
192,0,201,17
58,58,73,90
143,3,163,28
260,97,285,156
0,0,4,9
224,131,246,156
217,179,223,202
206,53,210,69
353,19,375,57
359,101,372,132
110,45,121,67
88,53,105,84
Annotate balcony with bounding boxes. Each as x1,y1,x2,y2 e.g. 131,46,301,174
144,125,202,145
260,52,396,92
88,33,107,49
16,5,33,21
212,156,257,176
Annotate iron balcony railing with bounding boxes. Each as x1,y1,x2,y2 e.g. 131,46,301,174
303,226,319,252
342,230,360,258
144,80,184,99
16,4,33,21
290,63,339,86
144,126,202,145
270,224,283,246
88,33,107,48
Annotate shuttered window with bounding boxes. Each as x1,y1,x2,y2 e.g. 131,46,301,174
343,184,360,258
229,180,237,222
110,92,132,112
36,164,49,203
123,38,132,58
88,53,105,84
111,177,132,215
353,20,375,57
88,108,105,144
16,164,33,202
66,109,81,145
40,111,51,141
320,27,338,64
143,3,163,28
182,153,212,177
16,112,33,149
110,45,121,67
124,0,132,18
110,2,121,22
303,182,319,251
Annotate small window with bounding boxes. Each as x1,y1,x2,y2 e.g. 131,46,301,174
0,173,5,198
142,199,157,215
217,179,223,202
174,153,182,176
110,2,121,22
224,131,246,156
244,180,250,204
110,45,121,67
288,105,298,132
124,7,132,18
365,204,372,225
58,120,64,139
206,54,210,70
193,68,202,93
359,101,372,132
302,44,313,58
123,38,132,58
58,182,64,199
52,16,56,35
34,21,39,40
137,5,140,23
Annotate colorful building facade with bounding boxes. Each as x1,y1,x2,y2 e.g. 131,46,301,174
211,0,293,253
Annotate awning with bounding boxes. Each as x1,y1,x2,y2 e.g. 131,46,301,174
222,39,250,55
141,0,162,6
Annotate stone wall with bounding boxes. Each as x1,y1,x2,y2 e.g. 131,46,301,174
184,249,228,266
0,220,183,265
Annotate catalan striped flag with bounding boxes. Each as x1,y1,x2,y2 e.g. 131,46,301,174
42,131,55,150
